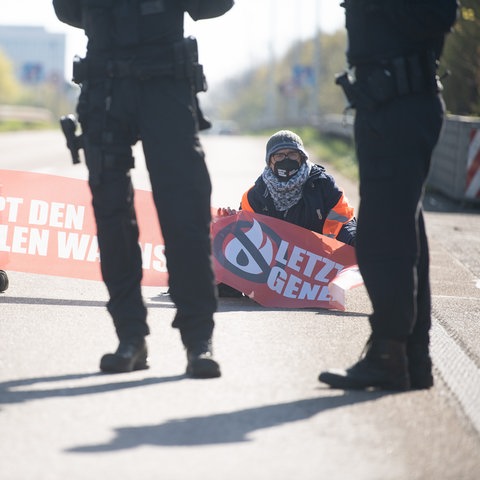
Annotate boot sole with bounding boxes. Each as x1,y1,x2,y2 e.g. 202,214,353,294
318,371,409,391
409,376,434,390
409,367,434,390
186,358,221,379
100,354,149,373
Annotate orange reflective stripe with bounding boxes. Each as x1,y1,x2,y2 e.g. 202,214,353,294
240,188,255,212
322,192,355,238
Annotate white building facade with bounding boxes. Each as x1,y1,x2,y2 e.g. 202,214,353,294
0,25,65,85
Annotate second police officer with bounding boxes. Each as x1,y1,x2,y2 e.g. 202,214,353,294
319,0,459,390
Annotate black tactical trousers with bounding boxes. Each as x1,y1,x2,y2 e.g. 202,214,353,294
354,92,444,345
80,75,216,346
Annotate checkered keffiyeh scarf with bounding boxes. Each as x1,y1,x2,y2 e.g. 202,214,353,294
262,161,311,212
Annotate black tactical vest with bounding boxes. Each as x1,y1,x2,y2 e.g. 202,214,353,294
83,0,184,54
343,0,458,66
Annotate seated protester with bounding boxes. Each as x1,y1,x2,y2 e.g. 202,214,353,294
218,130,357,297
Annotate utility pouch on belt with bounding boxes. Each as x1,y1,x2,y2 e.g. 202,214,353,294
72,56,88,85
175,36,207,93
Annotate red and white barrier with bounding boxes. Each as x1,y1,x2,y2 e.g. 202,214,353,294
465,128,480,200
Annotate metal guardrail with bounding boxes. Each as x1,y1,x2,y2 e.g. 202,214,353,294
316,113,480,204
429,115,480,203
0,105,53,123
315,113,354,139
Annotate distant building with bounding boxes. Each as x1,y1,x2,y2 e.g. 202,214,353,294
0,25,65,86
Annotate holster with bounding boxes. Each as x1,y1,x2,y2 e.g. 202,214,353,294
335,71,375,110
174,36,208,93
60,114,83,164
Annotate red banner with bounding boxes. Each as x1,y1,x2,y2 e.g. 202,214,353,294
1,170,360,310
0,169,167,286
211,211,358,310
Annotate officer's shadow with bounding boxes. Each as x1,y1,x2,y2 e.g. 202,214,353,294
0,372,184,407
66,389,391,453
151,291,368,317
0,372,397,453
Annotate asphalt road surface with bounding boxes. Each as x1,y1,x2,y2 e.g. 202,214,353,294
1,130,479,480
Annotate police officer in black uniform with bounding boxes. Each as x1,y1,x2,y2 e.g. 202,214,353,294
52,0,234,378
319,0,458,390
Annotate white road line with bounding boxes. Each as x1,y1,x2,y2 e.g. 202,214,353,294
431,319,480,435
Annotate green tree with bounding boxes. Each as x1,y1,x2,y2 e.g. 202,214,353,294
0,48,22,104
208,30,348,131
442,0,480,115
315,31,349,115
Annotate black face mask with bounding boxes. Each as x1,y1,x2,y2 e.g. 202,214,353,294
273,158,300,181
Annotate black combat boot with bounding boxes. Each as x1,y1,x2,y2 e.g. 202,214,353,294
100,337,148,373
186,340,221,379
407,343,433,389
318,338,410,391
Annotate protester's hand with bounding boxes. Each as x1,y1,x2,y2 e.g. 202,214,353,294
217,207,237,216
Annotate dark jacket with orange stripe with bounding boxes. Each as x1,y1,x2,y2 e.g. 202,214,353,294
241,163,356,246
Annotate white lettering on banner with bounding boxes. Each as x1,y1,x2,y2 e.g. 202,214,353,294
57,232,99,261
28,228,49,256
0,196,24,222
298,282,321,300
275,240,289,265
303,251,327,277
302,283,331,301
258,236,348,301
0,225,9,251
288,246,306,272
268,266,287,293
140,243,167,272
314,257,343,283
28,200,85,230
267,266,332,301
284,273,302,298
272,239,344,281
0,225,49,255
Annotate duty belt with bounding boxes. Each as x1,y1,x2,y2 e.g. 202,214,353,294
73,56,175,83
336,51,440,110
71,37,207,93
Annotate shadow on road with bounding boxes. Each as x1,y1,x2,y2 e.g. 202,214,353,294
149,291,368,317
215,298,368,317
66,390,397,452
0,372,185,406
1,294,368,318
0,296,175,309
